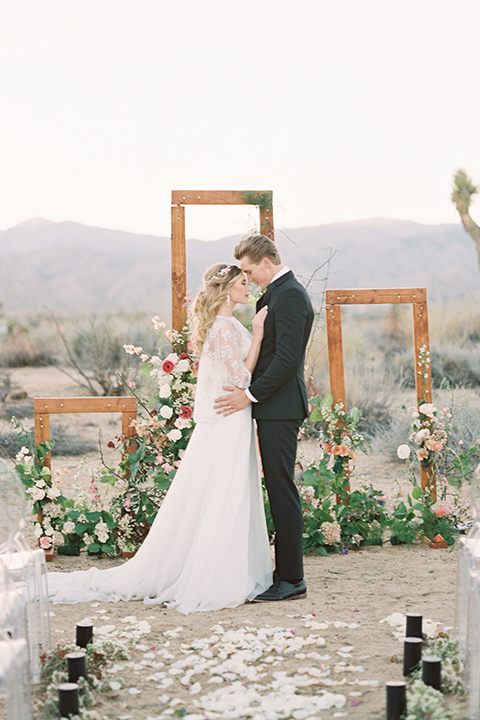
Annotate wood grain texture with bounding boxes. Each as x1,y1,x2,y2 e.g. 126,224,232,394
326,288,427,305
259,206,274,241
171,204,186,331
172,190,272,205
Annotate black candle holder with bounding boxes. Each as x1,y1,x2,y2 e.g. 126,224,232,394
66,651,87,683
76,621,93,648
422,655,441,690
386,681,407,720
403,636,422,676
58,682,79,717
406,613,423,639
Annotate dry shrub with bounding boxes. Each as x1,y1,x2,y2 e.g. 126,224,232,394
393,343,480,389
0,335,56,367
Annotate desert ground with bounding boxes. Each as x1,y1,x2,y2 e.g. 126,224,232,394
0,366,471,719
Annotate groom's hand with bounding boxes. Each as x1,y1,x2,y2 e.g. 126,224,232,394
214,386,251,415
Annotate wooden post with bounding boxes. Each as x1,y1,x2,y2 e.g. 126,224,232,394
412,298,435,497
171,205,186,332
325,302,346,407
259,205,274,241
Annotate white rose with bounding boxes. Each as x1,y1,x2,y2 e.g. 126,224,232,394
31,486,46,501
167,428,182,442
47,485,61,499
419,403,435,416
34,523,43,538
35,479,46,488
415,429,430,443
176,359,190,373
63,521,76,535
159,384,172,398
160,405,173,419
174,418,191,430
397,444,411,460
95,522,108,537
165,353,178,364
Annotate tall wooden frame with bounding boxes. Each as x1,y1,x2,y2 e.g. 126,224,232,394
171,190,274,330
34,397,137,470
325,288,435,496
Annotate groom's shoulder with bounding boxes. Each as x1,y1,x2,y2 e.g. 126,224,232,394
278,272,309,296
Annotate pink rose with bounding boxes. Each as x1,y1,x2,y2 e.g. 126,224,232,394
39,537,53,550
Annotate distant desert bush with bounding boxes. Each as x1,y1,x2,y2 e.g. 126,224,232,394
58,313,163,396
0,333,57,368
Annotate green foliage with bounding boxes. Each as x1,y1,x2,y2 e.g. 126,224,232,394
38,638,130,719
240,191,273,212
405,679,457,720
451,168,478,209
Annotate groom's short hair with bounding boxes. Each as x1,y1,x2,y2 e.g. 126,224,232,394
233,234,282,265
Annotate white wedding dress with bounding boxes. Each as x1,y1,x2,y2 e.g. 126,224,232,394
47,315,273,614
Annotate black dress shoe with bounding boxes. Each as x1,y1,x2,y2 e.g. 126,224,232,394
253,578,307,602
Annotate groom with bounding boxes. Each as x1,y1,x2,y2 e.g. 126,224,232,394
215,234,314,601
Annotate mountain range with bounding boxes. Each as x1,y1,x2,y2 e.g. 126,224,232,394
0,217,478,318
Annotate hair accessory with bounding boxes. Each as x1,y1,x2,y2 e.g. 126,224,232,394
207,264,236,284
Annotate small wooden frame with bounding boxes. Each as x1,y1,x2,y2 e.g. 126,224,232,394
171,190,274,330
325,288,435,496
34,397,137,470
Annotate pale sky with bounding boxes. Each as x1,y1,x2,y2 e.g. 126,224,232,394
1,0,479,241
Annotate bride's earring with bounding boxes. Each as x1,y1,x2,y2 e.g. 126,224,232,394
226,293,231,306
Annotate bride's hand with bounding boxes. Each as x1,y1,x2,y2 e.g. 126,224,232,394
252,306,268,340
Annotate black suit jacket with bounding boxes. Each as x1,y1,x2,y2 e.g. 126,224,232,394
249,270,314,420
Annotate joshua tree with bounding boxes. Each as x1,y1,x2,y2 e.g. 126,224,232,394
451,169,480,272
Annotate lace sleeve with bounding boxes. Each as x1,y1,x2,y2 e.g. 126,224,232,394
204,318,252,389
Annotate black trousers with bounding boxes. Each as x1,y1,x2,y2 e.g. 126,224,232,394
256,418,304,581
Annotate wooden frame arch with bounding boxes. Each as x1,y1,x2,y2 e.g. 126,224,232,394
171,190,274,330
34,397,137,470
325,287,435,496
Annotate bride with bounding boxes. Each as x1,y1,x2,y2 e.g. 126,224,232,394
47,263,273,614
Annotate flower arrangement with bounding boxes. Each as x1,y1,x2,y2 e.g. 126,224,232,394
308,393,370,487
121,317,196,478
298,467,390,554
98,317,198,552
11,418,66,552
405,679,457,720
57,468,117,556
37,637,130,720
394,376,480,544
293,394,386,554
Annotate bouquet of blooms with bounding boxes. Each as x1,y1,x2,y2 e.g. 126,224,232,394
100,316,198,552
11,418,66,552
307,393,370,492
122,316,197,478
58,468,117,556
397,401,449,470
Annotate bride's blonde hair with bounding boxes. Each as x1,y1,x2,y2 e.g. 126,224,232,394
191,263,243,355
